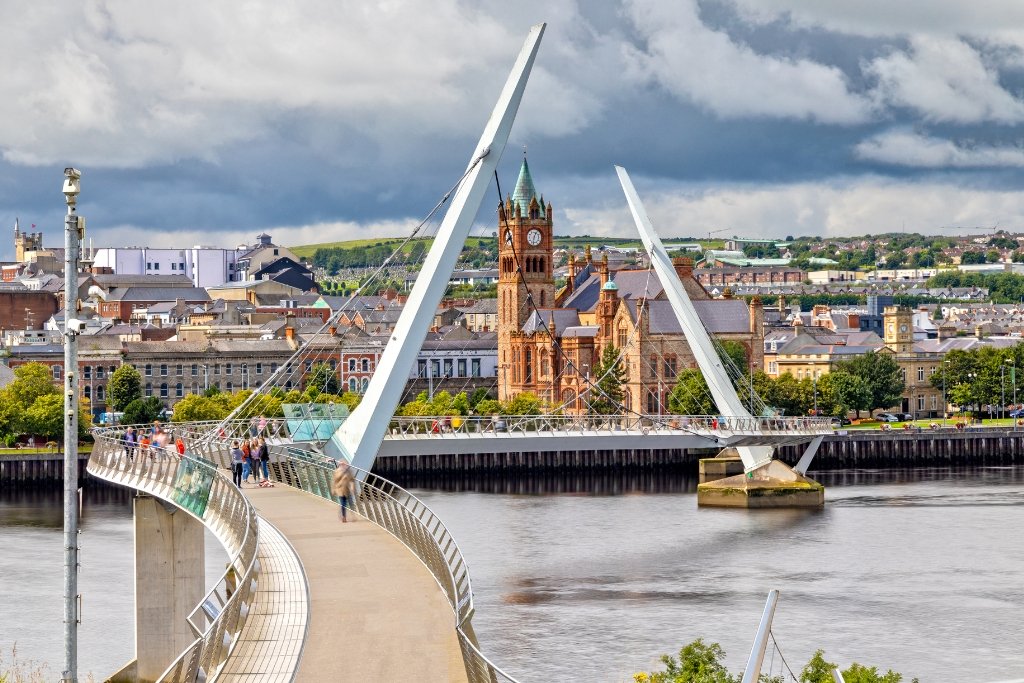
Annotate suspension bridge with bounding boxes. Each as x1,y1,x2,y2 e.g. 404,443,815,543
79,22,833,683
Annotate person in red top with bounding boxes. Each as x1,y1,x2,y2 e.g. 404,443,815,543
140,434,152,459
176,437,186,458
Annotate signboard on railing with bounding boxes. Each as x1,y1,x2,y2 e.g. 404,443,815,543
282,403,349,442
172,457,215,516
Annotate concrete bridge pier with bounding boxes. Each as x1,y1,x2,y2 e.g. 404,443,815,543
697,459,824,508
123,495,206,683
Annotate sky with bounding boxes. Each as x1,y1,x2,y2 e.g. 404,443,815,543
5,0,1024,260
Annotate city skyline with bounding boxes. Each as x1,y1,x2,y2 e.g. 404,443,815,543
6,2,1024,260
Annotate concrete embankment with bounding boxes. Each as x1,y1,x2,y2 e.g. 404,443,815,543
372,427,1024,478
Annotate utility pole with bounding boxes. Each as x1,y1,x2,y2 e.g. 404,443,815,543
61,167,83,683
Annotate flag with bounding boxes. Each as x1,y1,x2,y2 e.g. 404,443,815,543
31,224,35,228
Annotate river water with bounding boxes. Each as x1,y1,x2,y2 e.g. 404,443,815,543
1,468,1022,682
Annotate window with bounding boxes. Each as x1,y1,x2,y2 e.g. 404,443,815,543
457,359,467,378
917,396,925,411
432,360,441,378
225,363,233,375
901,369,907,382
110,366,117,376
179,262,185,270
191,364,198,376
361,377,369,392
160,364,167,376
348,358,356,372
145,383,152,397
214,364,221,375
617,326,628,350
349,377,357,392
270,363,278,374
418,360,427,378
649,355,658,378
145,364,152,377
256,363,263,374
96,366,105,379
84,386,91,399
226,381,233,392
471,359,481,377
917,368,925,382
160,383,168,398
524,350,532,383
83,365,92,380
52,365,61,380
444,359,453,378
154,263,159,270
328,360,336,371
304,360,312,372
647,391,659,414
171,263,176,270
663,355,677,379
97,386,105,401
176,383,183,398
176,364,183,376
361,359,369,372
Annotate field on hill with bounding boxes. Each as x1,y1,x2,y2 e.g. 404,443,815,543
290,235,723,257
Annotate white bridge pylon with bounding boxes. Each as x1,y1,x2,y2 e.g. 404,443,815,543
616,166,775,473
326,24,547,475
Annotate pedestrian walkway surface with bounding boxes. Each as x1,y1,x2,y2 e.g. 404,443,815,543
244,484,468,682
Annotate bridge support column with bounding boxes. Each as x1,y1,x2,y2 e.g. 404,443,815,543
133,495,205,683
697,460,824,508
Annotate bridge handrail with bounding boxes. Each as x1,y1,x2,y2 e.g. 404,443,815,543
142,418,521,683
385,413,833,437
90,426,262,683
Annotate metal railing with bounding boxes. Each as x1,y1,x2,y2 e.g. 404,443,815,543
89,427,261,683
386,413,833,438
104,419,521,683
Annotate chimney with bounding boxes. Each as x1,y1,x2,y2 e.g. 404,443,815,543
585,244,593,265
285,313,296,342
673,257,693,280
328,325,337,336
750,295,763,335
566,253,576,294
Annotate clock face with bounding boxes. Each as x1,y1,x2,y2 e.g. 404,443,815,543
527,229,543,246
900,324,908,333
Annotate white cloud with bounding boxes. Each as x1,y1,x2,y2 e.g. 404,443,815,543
728,1,1024,38
855,130,1024,168
622,0,874,124
0,1,618,169
562,177,1024,239
865,37,1024,124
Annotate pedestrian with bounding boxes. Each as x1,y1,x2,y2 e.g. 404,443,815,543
123,427,136,461
230,441,244,488
258,415,268,436
140,433,152,459
331,460,356,523
176,436,186,458
154,428,169,457
241,439,253,483
257,437,270,481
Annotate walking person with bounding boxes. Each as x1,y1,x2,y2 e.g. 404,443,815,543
230,441,244,488
175,435,186,459
123,427,136,461
241,439,253,484
140,433,152,459
256,437,270,482
331,460,356,523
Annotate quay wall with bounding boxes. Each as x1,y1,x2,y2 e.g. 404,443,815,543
372,428,1024,478
5,428,1024,485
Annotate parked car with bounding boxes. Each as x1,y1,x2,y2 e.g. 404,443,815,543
1009,408,1024,418
901,413,914,422
876,413,901,422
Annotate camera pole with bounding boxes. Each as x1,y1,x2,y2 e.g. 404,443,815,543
62,167,82,683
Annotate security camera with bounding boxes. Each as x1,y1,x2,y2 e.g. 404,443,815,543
87,285,107,302
63,168,82,200
67,318,87,334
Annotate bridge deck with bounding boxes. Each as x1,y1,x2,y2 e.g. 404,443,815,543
243,484,467,682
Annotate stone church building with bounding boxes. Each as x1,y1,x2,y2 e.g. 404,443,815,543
496,158,764,414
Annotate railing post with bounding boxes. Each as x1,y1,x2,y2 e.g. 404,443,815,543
741,589,779,683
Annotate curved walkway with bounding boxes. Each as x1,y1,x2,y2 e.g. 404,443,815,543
243,484,467,682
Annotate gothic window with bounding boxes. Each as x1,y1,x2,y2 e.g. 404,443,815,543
525,349,533,383
561,389,575,406
650,355,658,378
538,256,545,273
647,390,658,414
617,326,628,350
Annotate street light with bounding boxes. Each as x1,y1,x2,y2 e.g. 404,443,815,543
809,363,818,417
942,360,950,426
968,372,978,422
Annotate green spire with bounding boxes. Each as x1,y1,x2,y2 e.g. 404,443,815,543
511,157,544,218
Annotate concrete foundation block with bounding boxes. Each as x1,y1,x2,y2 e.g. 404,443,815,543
697,460,825,508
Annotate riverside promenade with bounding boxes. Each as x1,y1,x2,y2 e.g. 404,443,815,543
243,484,468,682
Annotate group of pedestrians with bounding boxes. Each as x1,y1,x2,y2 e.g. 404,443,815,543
230,437,270,488
122,421,185,461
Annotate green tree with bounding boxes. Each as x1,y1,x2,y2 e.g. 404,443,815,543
469,387,491,409
822,371,872,418
835,353,904,413
108,365,143,411
669,369,717,416
122,396,165,425
23,394,65,442
305,362,340,396
590,344,628,414
986,248,1002,263
799,650,837,683
718,340,748,372
474,398,503,415
506,392,543,415
8,363,59,409
172,394,228,422
633,639,738,683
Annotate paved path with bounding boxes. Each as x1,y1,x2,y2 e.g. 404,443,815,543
244,484,468,682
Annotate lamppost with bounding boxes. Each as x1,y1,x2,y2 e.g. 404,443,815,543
968,371,978,422
809,363,818,417
1002,360,1008,420
61,167,83,683
203,364,209,391
942,359,950,426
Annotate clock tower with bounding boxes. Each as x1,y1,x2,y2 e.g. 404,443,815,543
497,156,555,399
883,306,913,353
